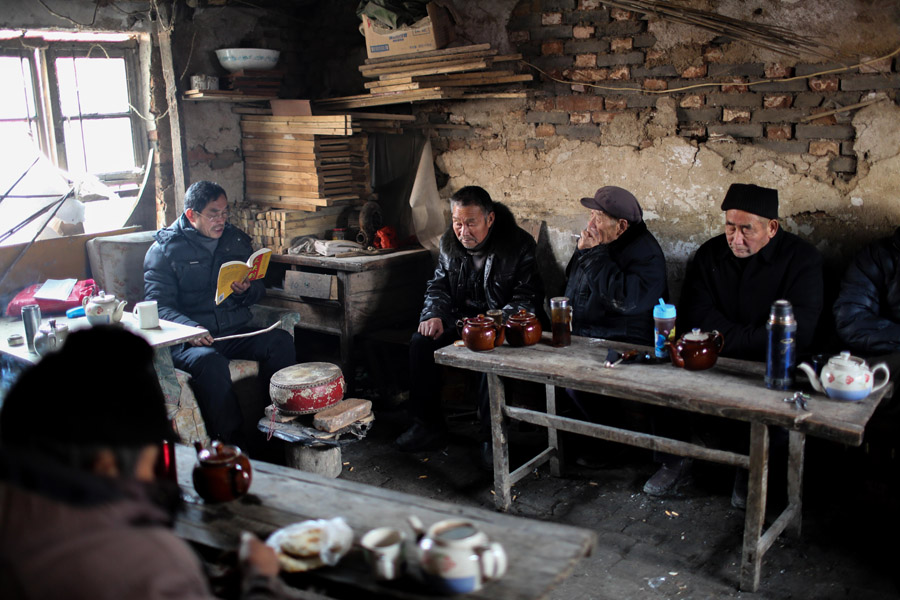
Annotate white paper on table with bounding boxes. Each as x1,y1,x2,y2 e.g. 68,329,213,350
33,278,77,301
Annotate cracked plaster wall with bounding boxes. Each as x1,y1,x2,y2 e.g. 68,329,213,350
434,99,900,299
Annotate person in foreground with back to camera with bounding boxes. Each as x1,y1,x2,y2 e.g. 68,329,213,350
396,185,545,470
644,183,824,507
0,326,291,600
562,186,669,466
144,180,296,452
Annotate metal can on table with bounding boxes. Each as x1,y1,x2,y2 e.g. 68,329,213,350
765,299,796,390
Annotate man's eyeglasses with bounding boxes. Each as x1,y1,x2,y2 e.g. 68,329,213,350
197,210,229,223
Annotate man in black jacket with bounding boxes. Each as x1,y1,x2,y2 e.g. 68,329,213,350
834,227,900,356
646,183,823,504
143,181,295,445
397,186,544,460
565,186,668,344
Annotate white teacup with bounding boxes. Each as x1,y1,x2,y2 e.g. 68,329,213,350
133,300,159,329
360,527,405,581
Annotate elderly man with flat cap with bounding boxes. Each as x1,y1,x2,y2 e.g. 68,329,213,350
643,183,824,504
565,186,668,343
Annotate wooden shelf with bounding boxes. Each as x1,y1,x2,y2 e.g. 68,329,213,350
182,91,276,102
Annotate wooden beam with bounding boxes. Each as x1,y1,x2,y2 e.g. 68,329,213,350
155,11,186,213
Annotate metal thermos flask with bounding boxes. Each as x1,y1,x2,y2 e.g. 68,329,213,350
765,299,797,390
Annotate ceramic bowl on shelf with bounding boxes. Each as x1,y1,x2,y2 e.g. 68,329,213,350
215,48,280,72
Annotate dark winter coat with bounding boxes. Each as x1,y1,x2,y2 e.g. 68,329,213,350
420,202,544,328
144,215,264,337
678,227,823,361
833,227,900,354
564,220,669,345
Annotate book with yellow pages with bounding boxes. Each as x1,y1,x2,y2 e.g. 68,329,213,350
215,247,272,305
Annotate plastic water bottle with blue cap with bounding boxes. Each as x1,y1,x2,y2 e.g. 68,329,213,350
653,298,677,359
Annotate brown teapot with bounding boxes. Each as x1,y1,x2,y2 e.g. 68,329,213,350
192,441,252,503
505,309,542,347
667,328,725,371
459,314,500,352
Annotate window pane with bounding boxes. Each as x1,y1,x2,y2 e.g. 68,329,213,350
63,117,135,174
56,56,129,116
0,56,36,119
0,121,42,190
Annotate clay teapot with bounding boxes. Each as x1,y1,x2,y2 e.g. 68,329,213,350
408,515,507,595
667,328,725,371
33,319,68,357
459,314,500,352
504,309,542,347
83,290,126,326
797,351,890,402
192,441,252,503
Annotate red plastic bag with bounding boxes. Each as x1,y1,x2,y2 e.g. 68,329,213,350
5,279,96,317
374,226,397,249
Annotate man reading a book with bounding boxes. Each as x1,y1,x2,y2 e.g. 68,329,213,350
144,181,295,450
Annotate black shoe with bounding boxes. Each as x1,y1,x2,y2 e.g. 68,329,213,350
396,422,446,453
643,458,692,496
479,441,494,472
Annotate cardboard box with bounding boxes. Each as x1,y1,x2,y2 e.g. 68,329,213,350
363,2,455,59
270,99,311,116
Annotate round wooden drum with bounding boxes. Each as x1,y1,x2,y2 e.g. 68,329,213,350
269,362,345,415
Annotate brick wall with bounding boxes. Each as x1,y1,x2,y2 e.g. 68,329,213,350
430,0,900,179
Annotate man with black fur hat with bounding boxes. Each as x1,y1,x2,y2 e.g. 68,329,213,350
565,186,668,343
0,326,288,599
397,185,544,465
642,183,823,504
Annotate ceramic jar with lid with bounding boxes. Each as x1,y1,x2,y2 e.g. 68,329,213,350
460,314,499,352
504,309,542,347
667,328,724,371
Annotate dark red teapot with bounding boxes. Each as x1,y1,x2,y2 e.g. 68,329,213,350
667,328,724,371
505,309,542,347
459,314,501,352
192,441,252,503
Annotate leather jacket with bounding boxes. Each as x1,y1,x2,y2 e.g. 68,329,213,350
143,215,264,337
420,202,544,329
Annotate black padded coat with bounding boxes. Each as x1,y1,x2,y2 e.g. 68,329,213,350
143,215,264,337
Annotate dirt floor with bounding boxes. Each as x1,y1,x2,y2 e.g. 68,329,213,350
330,366,900,600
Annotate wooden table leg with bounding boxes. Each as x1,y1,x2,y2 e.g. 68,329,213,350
740,421,769,592
488,373,512,511
152,347,182,409
546,383,563,477
786,430,805,538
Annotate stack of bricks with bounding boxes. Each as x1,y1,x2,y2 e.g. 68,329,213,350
233,205,346,253
426,0,900,177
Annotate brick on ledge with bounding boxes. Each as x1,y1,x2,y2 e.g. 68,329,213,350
533,26,575,41
708,63,766,78
570,111,592,124
632,33,657,48
809,76,839,92
766,125,792,140
565,67,610,82
555,124,603,140
573,25,596,39
532,55,573,71
678,125,707,138
793,93,824,108
579,0,606,10
611,37,634,52
596,51,644,67
564,39,611,54
507,139,527,151
795,63,849,77
751,108,808,123
723,108,751,122
830,156,857,172
667,79,720,92
679,94,704,109
751,80,808,92
809,140,840,156
575,53,598,68
574,9,610,23
509,30,530,44
858,55,893,73
763,94,793,109
610,7,634,20
535,123,556,137
598,82,643,94
795,124,855,140
526,139,546,150
557,95,606,111
754,140,809,154
841,141,855,156
542,40,565,56
631,65,678,78
708,123,764,138
597,20,645,37
643,78,668,91
706,92,761,107
525,111,570,124
676,107,721,122
542,12,563,26
442,129,474,139
608,65,630,80
681,65,708,79
841,73,900,91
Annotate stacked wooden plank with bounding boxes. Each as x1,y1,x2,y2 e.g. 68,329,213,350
241,114,369,212
314,43,531,110
234,205,346,253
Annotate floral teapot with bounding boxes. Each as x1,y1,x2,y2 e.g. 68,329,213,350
82,290,127,326
797,351,890,402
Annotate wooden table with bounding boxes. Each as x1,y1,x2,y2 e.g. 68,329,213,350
173,444,595,600
434,334,892,592
0,314,208,406
262,248,432,378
